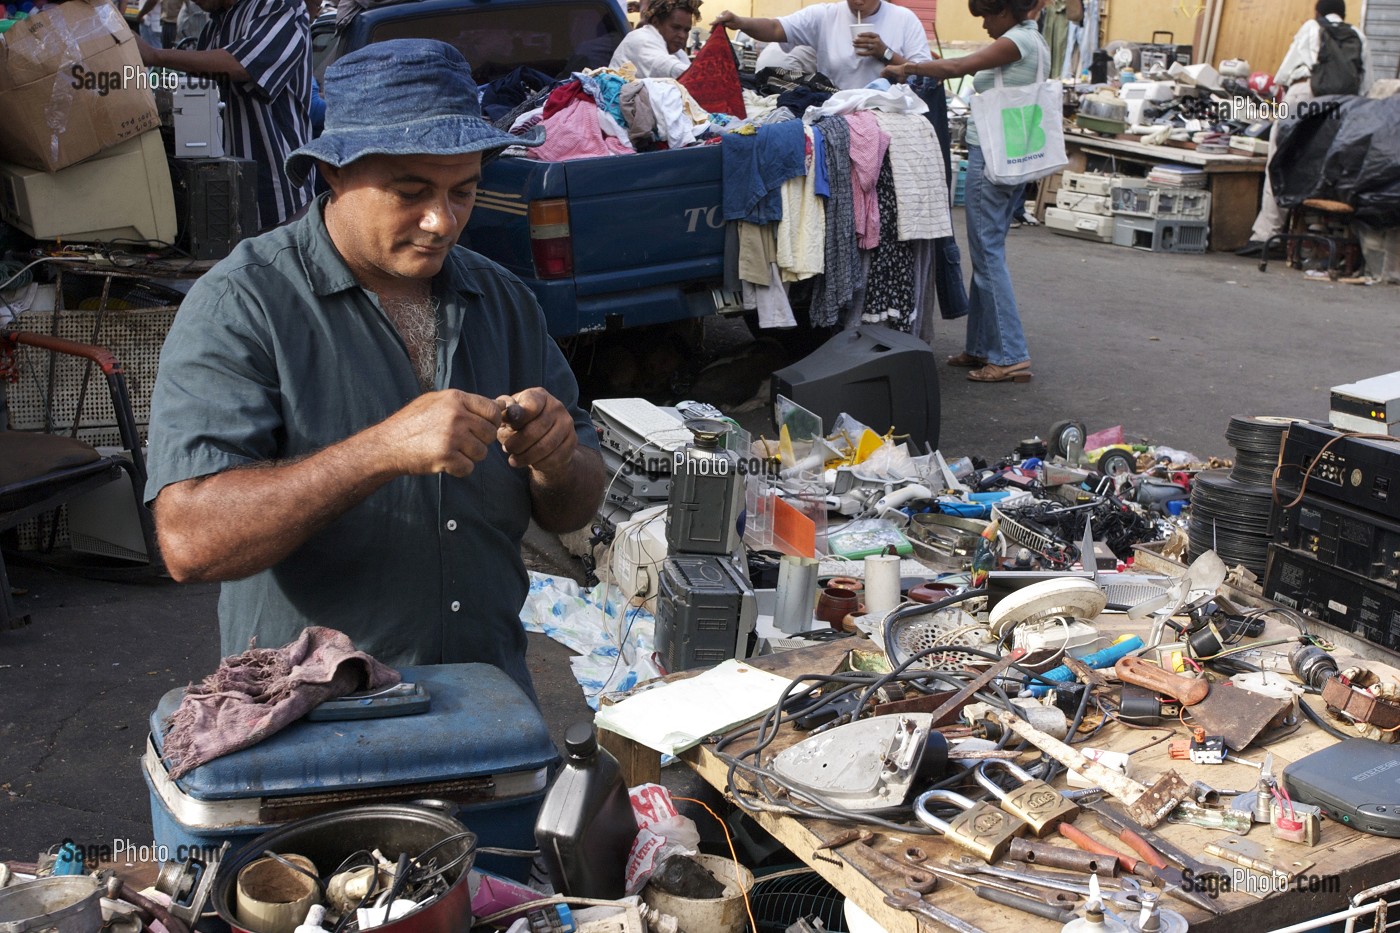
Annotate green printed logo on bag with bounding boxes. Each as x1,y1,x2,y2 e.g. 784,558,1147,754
1002,105,1046,159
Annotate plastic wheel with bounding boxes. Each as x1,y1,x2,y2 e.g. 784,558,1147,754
1048,420,1087,459
1097,448,1137,477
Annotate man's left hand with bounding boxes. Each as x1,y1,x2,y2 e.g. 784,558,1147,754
495,388,577,476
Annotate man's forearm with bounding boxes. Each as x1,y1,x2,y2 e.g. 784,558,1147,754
528,446,606,534
147,46,251,82
154,430,400,583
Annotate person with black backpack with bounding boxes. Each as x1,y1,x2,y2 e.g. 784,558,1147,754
1236,0,1369,258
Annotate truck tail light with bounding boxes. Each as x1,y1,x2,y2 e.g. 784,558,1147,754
529,199,573,279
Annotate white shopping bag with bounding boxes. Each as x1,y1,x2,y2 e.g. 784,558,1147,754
969,41,1068,186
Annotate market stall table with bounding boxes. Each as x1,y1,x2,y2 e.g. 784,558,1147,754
601,620,1400,933
1038,132,1268,252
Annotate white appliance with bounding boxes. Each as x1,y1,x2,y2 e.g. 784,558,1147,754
173,74,225,159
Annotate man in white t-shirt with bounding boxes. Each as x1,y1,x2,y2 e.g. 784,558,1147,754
713,0,931,89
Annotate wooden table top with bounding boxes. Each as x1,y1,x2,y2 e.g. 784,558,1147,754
1064,131,1268,172
677,620,1400,933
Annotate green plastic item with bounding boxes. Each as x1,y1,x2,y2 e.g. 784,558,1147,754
825,519,914,559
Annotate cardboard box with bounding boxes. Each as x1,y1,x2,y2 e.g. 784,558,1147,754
0,0,160,172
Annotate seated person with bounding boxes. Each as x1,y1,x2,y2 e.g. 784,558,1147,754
754,41,817,74
610,0,703,78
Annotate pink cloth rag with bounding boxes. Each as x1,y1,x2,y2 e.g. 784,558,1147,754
530,98,634,162
162,626,401,779
844,111,891,251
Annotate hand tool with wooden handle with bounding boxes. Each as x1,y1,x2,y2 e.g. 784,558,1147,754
994,712,1191,829
1115,656,1208,707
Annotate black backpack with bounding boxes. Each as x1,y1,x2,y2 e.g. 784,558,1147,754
1311,17,1364,96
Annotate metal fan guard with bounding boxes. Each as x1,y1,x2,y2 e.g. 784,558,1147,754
887,609,992,671
1102,580,1170,608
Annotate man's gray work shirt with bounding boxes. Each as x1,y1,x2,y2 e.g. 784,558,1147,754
145,195,598,696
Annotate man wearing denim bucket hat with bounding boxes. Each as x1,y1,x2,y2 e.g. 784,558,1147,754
145,40,606,701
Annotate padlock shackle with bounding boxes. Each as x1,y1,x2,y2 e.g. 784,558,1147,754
973,758,1035,802
913,788,978,834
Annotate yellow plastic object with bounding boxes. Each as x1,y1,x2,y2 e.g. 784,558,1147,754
853,429,884,464
778,423,796,469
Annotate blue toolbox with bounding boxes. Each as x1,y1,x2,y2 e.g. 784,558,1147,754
143,663,558,879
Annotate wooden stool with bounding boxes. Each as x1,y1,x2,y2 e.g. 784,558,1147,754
1261,198,1362,280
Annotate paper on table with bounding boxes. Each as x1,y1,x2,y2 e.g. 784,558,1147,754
594,659,795,756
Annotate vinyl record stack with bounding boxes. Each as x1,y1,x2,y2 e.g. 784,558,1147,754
1188,416,1297,575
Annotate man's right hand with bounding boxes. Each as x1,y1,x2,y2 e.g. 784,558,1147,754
370,390,503,477
711,10,738,28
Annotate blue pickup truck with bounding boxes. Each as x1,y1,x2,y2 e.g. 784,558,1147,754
318,0,738,339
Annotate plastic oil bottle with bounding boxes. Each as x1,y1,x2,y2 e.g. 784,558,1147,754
533,721,638,898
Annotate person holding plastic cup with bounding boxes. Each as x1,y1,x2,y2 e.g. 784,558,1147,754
711,0,931,90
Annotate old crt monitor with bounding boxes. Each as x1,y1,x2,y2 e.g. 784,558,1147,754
771,325,941,450
0,131,177,244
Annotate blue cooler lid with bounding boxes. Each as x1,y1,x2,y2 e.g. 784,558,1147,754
149,663,558,801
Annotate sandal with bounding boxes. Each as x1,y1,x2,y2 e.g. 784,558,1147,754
967,362,1033,383
946,352,988,368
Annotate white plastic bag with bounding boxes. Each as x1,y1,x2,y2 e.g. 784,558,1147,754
969,41,1067,186
623,783,701,895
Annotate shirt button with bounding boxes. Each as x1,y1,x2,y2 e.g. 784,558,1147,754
446,519,458,531
450,600,461,612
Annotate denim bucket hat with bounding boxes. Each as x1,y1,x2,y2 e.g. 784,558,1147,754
285,39,545,186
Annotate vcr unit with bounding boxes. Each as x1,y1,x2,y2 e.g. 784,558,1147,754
1273,491,1400,590
1278,422,1400,522
1264,544,1400,650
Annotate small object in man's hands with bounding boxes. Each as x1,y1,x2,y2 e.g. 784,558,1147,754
503,402,526,428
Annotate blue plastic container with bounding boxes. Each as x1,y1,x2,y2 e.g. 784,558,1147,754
143,664,558,880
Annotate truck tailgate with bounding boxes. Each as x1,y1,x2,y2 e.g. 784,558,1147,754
561,146,724,295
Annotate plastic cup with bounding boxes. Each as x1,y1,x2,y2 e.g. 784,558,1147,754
849,22,872,47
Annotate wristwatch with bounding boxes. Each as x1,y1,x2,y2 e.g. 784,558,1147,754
879,47,894,64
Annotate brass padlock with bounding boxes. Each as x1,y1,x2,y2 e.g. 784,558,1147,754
974,759,1080,836
913,788,1026,862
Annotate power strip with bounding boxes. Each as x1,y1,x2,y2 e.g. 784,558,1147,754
1012,619,1100,655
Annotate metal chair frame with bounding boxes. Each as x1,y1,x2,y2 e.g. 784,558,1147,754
1,330,159,629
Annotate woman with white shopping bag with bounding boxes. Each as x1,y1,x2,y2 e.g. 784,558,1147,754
887,0,1065,383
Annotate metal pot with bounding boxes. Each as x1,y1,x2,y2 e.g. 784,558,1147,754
213,804,476,933
0,876,104,933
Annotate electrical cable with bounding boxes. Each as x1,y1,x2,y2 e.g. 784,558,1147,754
674,796,757,933
712,642,1045,831
1297,691,1356,742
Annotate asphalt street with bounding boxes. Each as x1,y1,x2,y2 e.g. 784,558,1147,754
2,213,1397,866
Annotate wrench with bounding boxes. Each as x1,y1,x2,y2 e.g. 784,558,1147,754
900,852,1081,909
884,887,992,933
948,858,1147,910
845,840,939,893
